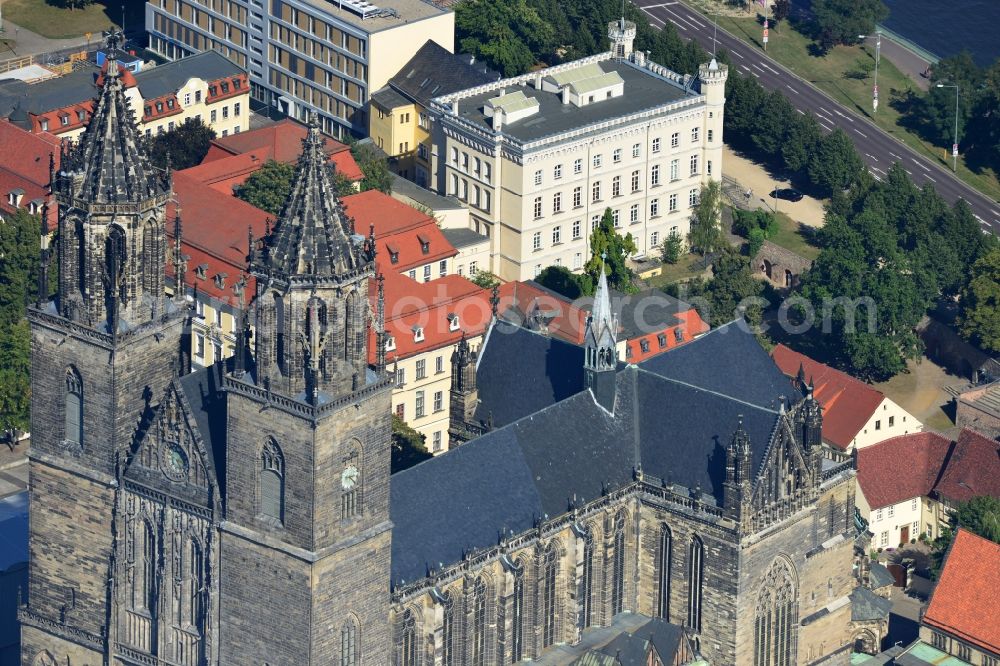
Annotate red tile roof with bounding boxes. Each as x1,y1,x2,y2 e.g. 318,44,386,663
856,432,952,510
933,428,1000,503
626,308,709,363
923,529,1000,654
204,118,363,181
771,344,886,449
370,271,492,363
497,280,588,344
0,120,60,218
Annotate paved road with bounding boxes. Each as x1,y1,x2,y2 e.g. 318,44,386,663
634,0,1000,233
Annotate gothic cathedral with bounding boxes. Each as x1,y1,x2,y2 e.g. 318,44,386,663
20,43,862,666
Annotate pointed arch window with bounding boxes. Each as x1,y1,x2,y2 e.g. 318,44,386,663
582,530,595,628
470,578,487,666
131,519,156,613
341,618,358,666
658,524,672,620
185,538,203,630
65,367,83,445
260,439,285,523
400,609,417,666
687,535,704,632
105,225,128,309
753,560,797,666
541,545,558,647
442,591,456,666
511,561,525,663
611,511,626,616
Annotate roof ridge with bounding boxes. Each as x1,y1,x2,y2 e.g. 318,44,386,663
633,365,780,414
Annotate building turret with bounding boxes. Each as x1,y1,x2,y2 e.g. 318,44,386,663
448,332,479,446
697,59,728,190
723,419,753,519
584,267,618,413
250,112,376,402
608,17,637,59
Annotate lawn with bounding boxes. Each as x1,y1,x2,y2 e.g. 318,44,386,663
645,253,712,288
769,211,821,261
1,0,136,40
701,9,1000,202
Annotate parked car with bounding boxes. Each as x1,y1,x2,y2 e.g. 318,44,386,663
769,188,804,202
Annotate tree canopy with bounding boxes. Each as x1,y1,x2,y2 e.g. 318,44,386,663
961,247,1000,353
391,414,432,473
535,265,585,299
350,141,393,194
810,0,888,50
584,208,638,294
148,119,216,171
687,181,725,257
930,496,1000,577
234,160,296,215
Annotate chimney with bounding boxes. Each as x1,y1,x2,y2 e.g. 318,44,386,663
492,111,503,131
561,85,570,105
534,73,542,89
451,99,459,115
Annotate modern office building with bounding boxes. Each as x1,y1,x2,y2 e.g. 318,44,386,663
429,21,727,281
146,0,453,137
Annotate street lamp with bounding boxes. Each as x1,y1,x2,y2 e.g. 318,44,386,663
937,83,960,172
858,31,881,113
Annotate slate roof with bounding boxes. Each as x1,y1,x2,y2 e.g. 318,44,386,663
850,586,893,622
472,321,585,427
0,68,97,118
640,320,797,411
869,562,895,589
386,41,497,109
933,427,1000,503
923,529,1000,654
176,364,229,489
370,86,411,110
855,432,952,510
446,59,694,145
441,227,488,250
771,344,887,450
391,360,783,582
133,51,241,100
576,617,686,665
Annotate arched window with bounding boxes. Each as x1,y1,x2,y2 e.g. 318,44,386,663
611,511,626,616
582,530,595,628
260,440,284,522
341,444,362,521
658,524,672,620
511,561,525,663
470,578,487,666
186,538,203,630
442,591,456,666
400,609,416,666
32,650,57,666
105,225,128,309
65,367,83,445
754,559,797,666
687,536,704,632
142,219,160,294
541,545,558,648
341,618,358,666
274,293,286,370
132,519,156,613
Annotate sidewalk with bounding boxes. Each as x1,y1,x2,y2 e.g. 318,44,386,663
875,35,933,92
0,18,90,59
722,146,827,227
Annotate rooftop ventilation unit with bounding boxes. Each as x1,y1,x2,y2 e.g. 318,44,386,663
335,0,394,19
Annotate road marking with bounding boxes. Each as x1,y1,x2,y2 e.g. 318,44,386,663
871,166,886,175
853,128,868,138
889,151,903,160
676,9,706,28
925,175,937,182
819,122,833,132
751,63,765,72
833,109,855,123
866,153,879,162
905,169,914,176
869,171,882,182
661,6,702,30
976,215,989,226
750,71,760,78
640,8,666,26
731,50,745,59
816,113,835,125
796,109,805,115
911,158,931,172
786,84,800,95
759,62,780,74
818,106,832,115
993,209,1000,217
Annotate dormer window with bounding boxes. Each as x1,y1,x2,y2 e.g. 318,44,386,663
640,339,650,353
413,326,424,343
214,272,228,289
233,78,241,89
417,234,430,255
195,264,208,280
60,115,69,126
657,333,667,348
390,251,399,264
28,199,41,214
209,85,217,96
221,82,230,94
39,119,48,131
167,99,175,109
144,105,152,116
156,102,163,113
77,110,86,122
385,335,396,351
448,314,459,332
674,327,684,343
7,189,24,208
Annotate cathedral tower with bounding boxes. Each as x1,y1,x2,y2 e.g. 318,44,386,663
21,30,187,666
219,113,393,665
584,268,618,412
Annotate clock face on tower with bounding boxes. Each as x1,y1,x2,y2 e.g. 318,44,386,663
341,465,359,490
161,442,188,481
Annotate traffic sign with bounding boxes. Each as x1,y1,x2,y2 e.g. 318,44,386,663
953,143,959,157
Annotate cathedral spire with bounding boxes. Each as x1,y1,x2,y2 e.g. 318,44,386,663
260,112,369,280
584,258,618,412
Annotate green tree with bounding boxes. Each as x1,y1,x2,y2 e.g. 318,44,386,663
455,0,555,75
961,247,1000,353
732,208,776,238
351,142,393,194
931,496,1000,577
771,0,790,26
148,119,216,171
704,248,765,327
687,181,724,257
811,0,888,50
661,231,684,264
234,160,295,215
584,208,638,294
535,265,584,299
808,129,865,195
747,228,766,258
391,414,432,473
471,271,500,289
